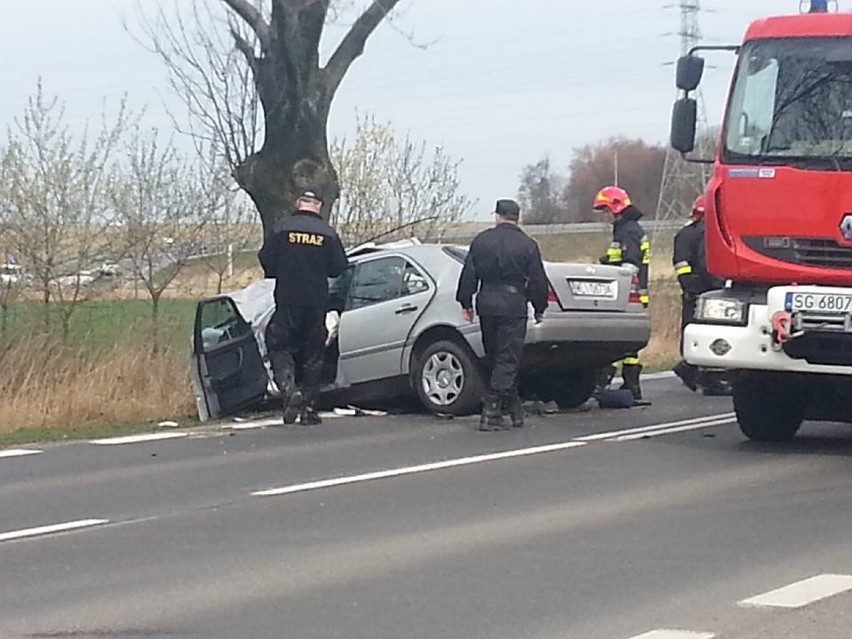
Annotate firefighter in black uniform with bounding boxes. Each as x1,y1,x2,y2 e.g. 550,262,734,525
456,199,549,431
593,186,651,406
672,195,730,394
259,189,349,425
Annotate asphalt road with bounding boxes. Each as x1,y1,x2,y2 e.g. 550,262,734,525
2,377,852,639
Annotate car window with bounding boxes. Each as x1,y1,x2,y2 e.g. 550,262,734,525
346,256,406,310
401,262,430,296
198,298,252,352
328,266,355,311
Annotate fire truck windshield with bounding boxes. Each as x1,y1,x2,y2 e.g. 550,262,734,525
724,37,852,168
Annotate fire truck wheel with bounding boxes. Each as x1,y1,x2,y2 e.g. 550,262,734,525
733,372,803,442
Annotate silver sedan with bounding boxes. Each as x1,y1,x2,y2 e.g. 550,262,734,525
191,240,650,420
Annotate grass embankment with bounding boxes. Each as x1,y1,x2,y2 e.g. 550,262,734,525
0,230,683,441
0,300,198,438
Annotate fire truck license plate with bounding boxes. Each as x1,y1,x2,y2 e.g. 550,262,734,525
785,292,852,313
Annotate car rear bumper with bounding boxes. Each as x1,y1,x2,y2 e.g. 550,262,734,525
525,311,650,347
522,311,651,371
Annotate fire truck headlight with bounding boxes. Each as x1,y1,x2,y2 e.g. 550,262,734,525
695,297,747,326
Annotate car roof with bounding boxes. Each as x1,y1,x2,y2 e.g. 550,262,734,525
347,240,467,262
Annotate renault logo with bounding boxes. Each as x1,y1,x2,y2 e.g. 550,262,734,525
842,214,852,241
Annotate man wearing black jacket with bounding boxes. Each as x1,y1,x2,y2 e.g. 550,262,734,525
258,190,349,425
456,199,549,431
672,195,728,394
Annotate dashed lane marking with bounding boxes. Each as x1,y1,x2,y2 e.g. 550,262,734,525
90,433,189,445
0,449,43,459
253,441,588,497
574,413,736,442
0,519,109,543
628,632,715,639
739,574,852,609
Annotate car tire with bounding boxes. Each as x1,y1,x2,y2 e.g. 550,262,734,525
535,368,598,409
414,339,484,416
733,373,803,442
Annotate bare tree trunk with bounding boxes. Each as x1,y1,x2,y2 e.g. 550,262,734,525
150,293,161,356
234,86,339,233
42,286,51,334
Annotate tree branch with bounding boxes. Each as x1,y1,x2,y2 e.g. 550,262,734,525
230,27,258,72
222,0,271,52
323,0,403,94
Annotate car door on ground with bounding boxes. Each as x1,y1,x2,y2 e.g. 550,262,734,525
193,297,268,420
337,255,434,386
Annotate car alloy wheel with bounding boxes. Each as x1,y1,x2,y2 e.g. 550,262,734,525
421,350,465,407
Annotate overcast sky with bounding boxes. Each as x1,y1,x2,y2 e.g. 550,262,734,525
0,0,847,218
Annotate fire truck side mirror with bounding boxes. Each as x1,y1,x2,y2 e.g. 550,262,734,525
671,98,697,154
676,55,705,92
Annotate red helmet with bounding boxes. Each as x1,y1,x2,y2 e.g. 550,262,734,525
692,194,707,218
593,186,632,215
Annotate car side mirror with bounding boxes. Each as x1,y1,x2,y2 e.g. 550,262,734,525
671,98,698,154
676,55,705,91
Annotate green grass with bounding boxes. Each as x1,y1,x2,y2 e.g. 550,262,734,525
0,299,197,352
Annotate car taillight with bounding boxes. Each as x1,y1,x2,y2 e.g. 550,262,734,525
547,286,560,304
628,274,641,304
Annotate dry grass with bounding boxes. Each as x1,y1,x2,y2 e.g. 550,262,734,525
0,332,194,434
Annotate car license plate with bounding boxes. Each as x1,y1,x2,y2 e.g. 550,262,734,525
569,279,616,299
785,292,852,313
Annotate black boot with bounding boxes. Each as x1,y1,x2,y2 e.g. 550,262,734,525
282,387,304,425
503,392,525,429
479,393,507,431
593,365,617,399
298,388,322,425
673,360,698,392
621,364,651,406
700,372,733,397
299,405,323,426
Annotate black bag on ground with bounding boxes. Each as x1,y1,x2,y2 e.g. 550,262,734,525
596,388,635,409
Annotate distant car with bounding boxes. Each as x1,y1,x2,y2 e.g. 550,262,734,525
191,240,651,421
0,263,23,286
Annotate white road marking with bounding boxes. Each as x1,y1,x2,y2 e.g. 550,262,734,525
253,441,588,497
635,371,677,381
226,418,281,430
225,412,346,430
0,519,109,543
628,631,715,639
609,418,736,442
0,449,42,458
739,574,852,609
574,413,736,442
90,432,189,445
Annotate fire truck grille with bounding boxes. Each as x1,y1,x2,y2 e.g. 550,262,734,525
743,237,852,269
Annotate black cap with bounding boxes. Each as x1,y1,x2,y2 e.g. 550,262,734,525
495,199,520,220
298,188,324,203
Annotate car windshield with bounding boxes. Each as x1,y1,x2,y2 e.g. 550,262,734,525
724,37,852,168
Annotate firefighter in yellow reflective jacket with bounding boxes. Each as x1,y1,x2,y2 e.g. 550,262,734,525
593,186,651,406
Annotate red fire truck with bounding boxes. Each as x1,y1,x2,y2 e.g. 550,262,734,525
670,1,852,441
